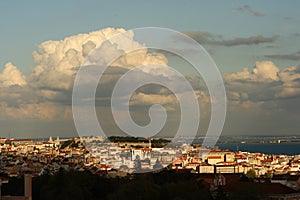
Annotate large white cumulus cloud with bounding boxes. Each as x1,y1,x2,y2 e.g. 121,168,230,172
29,28,168,91
30,28,127,90
0,62,27,87
0,27,170,120
224,61,300,113
224,61,279,83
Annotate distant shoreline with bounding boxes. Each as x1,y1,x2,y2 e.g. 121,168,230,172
216,141,300,145
217,142,300,155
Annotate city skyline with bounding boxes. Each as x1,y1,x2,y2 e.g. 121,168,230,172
0,1,300,138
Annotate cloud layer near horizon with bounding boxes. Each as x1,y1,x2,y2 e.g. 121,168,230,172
0,27,299,137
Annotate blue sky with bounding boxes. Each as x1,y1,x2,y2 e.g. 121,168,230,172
0,1,300,138
1,1,299,73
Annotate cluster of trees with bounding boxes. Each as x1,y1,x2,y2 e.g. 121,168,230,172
108,136,170,148
108,136,148,143
60,136,171,149
60,139,80,149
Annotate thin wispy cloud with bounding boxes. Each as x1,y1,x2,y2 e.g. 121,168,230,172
265,51,300,61
214,35,278,46
236,5,265,17
181,31,278,46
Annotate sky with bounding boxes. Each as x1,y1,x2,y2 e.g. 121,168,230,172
0,0,300,139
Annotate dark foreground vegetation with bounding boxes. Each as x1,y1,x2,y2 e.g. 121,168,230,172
2,169,211,200
2,169,274,200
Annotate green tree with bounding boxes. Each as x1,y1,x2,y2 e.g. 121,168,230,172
246,169,256,179
264,172,272,179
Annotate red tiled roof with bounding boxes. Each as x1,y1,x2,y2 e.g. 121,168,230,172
261,159,272,163
142,148,152,151
98,164,111,169
208,156,222,159
238,161,250,166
